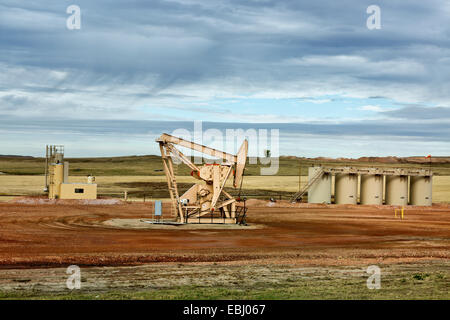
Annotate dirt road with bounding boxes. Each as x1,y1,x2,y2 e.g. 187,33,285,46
0,199,449,268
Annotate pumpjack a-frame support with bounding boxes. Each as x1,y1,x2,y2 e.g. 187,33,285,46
156,133,248,224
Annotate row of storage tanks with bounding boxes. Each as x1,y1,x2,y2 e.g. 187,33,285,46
308,167,432,206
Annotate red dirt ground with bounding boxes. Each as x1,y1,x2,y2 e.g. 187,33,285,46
0,198,449,268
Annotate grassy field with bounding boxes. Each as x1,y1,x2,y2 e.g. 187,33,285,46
1,175,449,202
2,155,450,176
0,262,448,300
1,155,449,201
0,175,450,202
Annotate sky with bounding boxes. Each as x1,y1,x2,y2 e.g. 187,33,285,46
0,0,449,158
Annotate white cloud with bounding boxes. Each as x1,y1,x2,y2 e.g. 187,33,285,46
359,105,383,112
1,0,449,157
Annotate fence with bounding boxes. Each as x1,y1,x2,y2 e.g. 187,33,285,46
0,191,295,203
99,192,293,202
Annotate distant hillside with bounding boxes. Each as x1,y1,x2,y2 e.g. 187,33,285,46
1,154,449,175
300,156,450,165
2,154,448,163
0,155,35,159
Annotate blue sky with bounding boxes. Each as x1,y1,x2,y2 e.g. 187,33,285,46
0,0,449,157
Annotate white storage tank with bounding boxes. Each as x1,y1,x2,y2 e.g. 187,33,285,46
307,167,332,204
385,175,408,206
49,163,64,199
410,175,432,206
360,174,383,205
335,173,358,204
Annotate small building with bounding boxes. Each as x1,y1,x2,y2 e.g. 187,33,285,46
60,183,97,200
45,145,97,200
48,163,97,200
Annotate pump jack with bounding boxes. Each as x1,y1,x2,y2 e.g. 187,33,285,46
156,133,248,224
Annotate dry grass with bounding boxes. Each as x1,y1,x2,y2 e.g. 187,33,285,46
0,262,448,300
1,175,449,202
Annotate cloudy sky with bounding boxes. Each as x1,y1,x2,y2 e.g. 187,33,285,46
0,0,449,157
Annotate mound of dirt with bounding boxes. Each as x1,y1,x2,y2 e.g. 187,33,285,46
103,218,263,230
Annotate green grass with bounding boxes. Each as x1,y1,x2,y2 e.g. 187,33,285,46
1,155,450,176
1,270,447,300
0,155,165,176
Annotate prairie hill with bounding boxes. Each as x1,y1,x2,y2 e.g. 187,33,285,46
1,155,450,176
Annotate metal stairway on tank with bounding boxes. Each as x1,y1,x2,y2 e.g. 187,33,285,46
290,168,324,202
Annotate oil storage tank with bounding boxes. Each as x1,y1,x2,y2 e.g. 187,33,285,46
410,176,432,206
335,173,358,204
308,167,331,204
385,175,408,206
49,163,64,199
360,174,383,205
